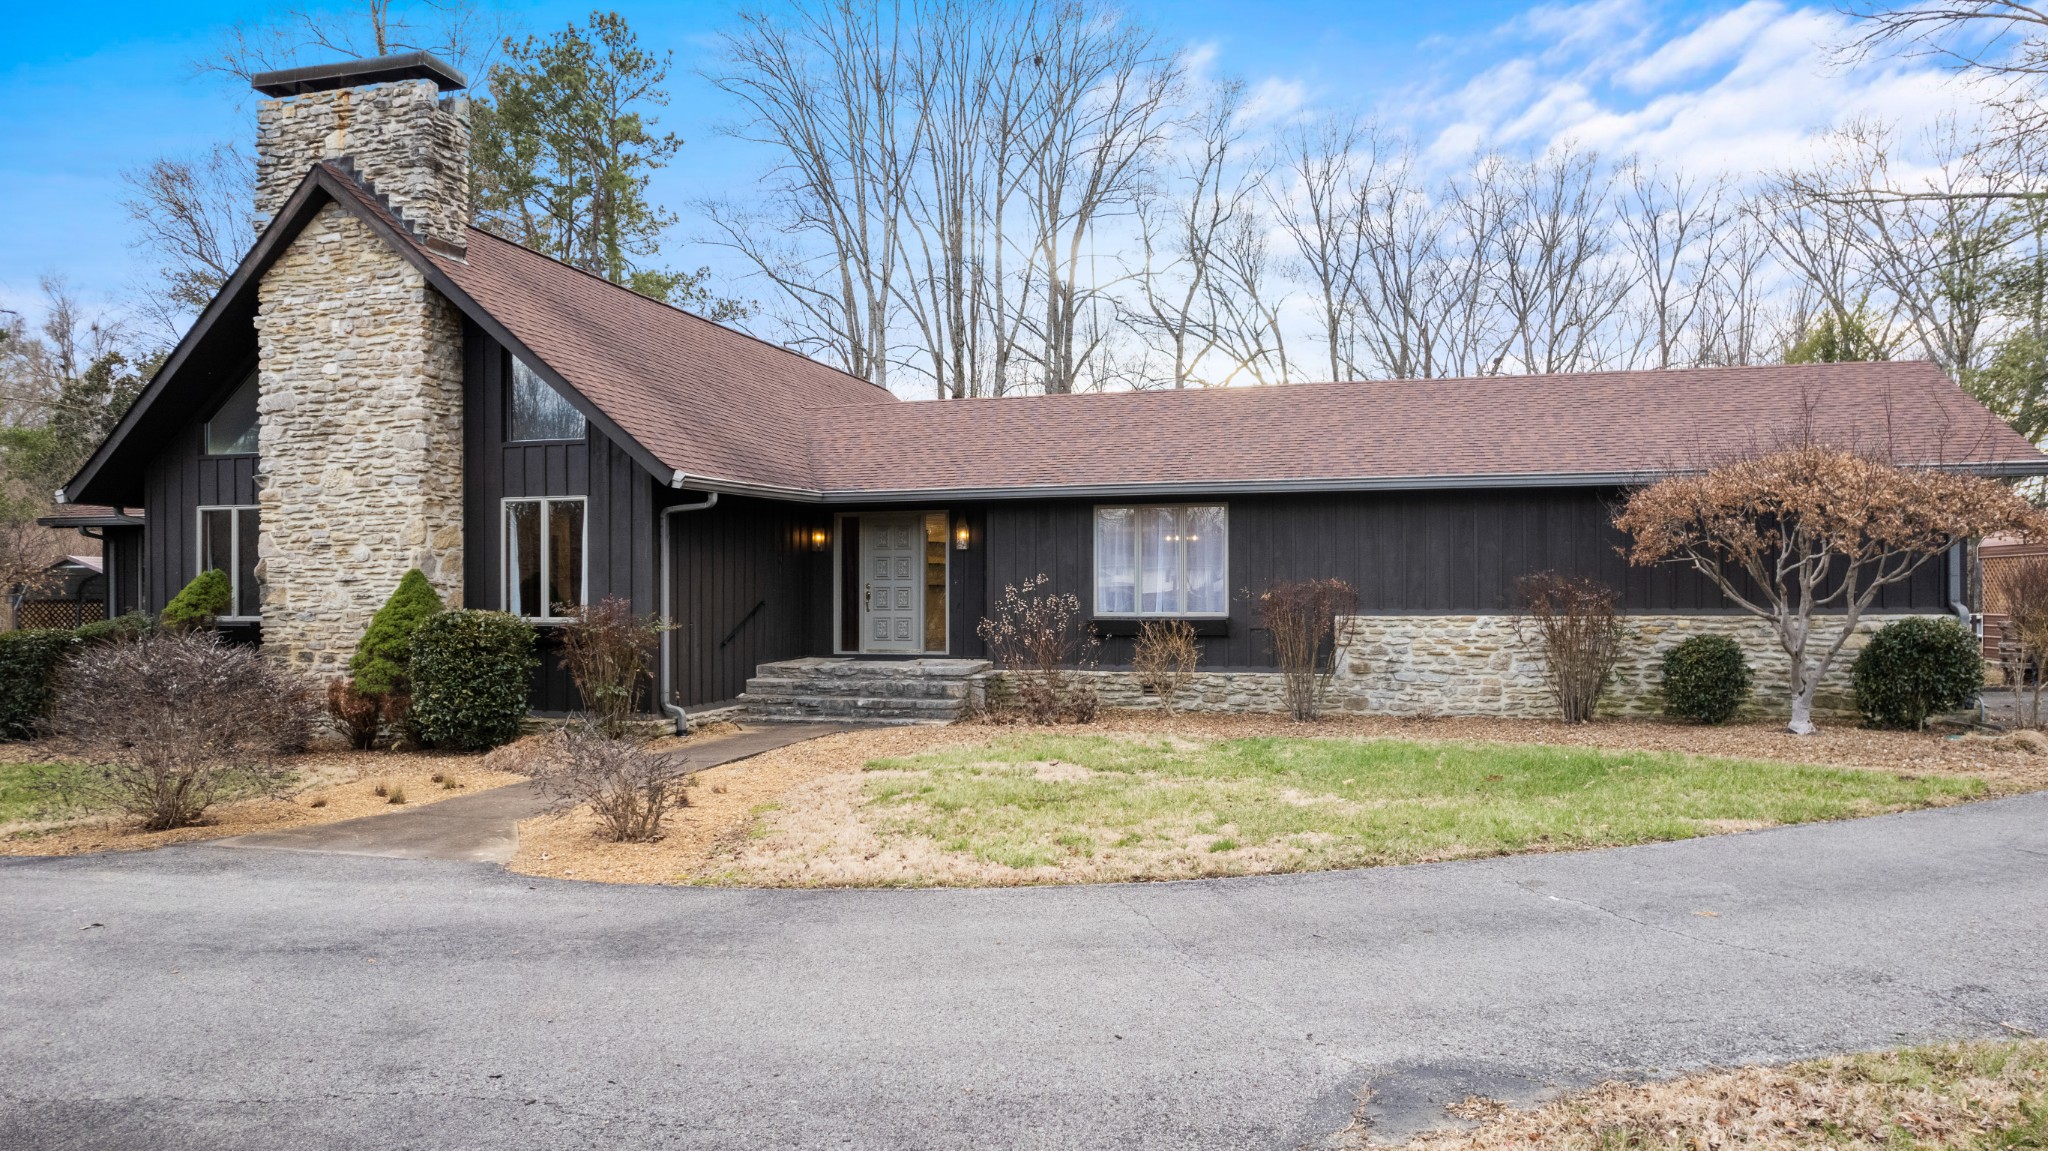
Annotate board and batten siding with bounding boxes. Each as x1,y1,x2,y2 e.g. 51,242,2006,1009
461,321,664,711
667,495,831,708
139,365,260,614
978,489,1954,670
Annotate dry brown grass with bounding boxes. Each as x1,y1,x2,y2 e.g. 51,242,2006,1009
0,747,526,857
503,711,2048,888
1370,1039,2048,1151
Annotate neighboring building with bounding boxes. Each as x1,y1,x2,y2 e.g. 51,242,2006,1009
7,556,109,631
57,53,2048,722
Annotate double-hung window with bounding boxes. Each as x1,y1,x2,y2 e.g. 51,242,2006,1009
504,497,586,620
1093,505,1228,617
197,505,261,620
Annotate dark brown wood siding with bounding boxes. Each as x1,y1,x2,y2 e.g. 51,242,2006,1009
666,495,832,707
139,365,260,613
979,489,1956,669
462,320,665,712
103,526,145,617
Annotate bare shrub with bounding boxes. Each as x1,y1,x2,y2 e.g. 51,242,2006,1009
327,678,382,750
1132,619,1201,714
529,722,695,842
560,596,665,738
1996,556,2048,727
1256,578,1357,721
976,574,1101,724
47,631,321,830
1516,571,1624,724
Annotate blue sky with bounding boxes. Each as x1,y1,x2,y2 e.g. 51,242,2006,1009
0,0,1980,332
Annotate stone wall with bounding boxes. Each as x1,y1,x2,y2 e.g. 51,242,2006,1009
254,78,471,249
1058,612,1946,720
253,203,465,673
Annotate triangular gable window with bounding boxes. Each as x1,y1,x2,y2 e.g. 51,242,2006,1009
204,374,259,456
509,356,586,442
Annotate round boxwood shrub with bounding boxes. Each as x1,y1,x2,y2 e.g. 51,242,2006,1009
1851,617,1984,730
1661,634,1752,724
0,629,81,740
349,569,443,696
407,610,538,750
73,612,154,648
160,569,232,631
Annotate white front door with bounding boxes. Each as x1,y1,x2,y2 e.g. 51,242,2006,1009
861,514,922,652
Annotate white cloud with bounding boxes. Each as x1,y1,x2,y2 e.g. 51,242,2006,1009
1239,75,1310,126
1383,0,1988,181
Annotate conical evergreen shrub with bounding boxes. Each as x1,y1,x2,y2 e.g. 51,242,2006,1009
349,569,444,696
160,569,232,631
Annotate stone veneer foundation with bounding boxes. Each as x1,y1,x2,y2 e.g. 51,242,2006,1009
1067,612,1947,720
251,72,471,673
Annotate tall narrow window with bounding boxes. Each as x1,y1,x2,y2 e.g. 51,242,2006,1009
198,505,261,619
1092,505,1228,617
204,374,259,456
508,356,586,442
505,497,586,619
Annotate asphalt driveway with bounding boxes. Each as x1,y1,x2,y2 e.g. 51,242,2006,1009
3,791,2045,1151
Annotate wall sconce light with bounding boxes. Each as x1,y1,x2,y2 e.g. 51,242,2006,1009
953,519,971,551
809,527,830,552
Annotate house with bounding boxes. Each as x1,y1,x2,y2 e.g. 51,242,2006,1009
7,555,110,631
56,53,2048,724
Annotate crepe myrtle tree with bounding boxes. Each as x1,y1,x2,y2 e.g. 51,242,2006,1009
1615,444,2044,734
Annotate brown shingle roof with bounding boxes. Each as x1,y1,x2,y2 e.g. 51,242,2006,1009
426,226,894,491
327,171,2048,499
803,361,2048,496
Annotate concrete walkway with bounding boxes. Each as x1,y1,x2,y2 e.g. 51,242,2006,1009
2,790,2044,1151
212,722,856,862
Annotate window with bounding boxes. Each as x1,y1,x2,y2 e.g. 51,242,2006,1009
508,356,586,442
504,497,585,619
1094,505,1227,617
198,505,261,619
204,374,259,455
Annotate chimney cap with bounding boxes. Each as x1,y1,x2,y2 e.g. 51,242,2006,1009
251,51,468,97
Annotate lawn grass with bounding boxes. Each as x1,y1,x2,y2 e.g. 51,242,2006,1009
1393,1038,2048,1151
0,759,86,825
859,734,1988,875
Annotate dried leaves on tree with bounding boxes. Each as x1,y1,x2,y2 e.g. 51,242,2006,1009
1616,443,2043,733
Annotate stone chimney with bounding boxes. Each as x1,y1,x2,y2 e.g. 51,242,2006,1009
251,52,472,251
247,53,471,673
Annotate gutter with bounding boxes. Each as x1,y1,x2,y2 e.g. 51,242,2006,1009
658,477,719,735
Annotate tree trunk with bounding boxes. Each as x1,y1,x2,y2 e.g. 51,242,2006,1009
1788,677,1818,736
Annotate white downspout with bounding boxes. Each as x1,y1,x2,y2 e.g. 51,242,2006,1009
1951,541,1983,724
660,475,718,735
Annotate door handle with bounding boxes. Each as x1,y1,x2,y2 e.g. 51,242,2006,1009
863,582,872,609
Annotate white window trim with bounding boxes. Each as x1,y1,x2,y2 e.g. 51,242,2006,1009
1091,503,1230,619
195,504,260,623
502,496,589,622
830,511,952,656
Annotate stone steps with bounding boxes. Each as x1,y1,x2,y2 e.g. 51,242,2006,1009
742,657,993,724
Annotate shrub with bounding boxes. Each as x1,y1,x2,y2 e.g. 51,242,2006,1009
327,678,383,750
1516,572,1624,725
1132,619,1201,714
529,722,694,842
1661,635,1752,725
160,569,232,631
560,596,664,737
73,612,153,648
407,610,538,750
1852,617,1984,730
1255,578,1358,722
349,569,443,697
45,631,320,830
1996,556,2048,727
976,574,1101,724
0,629,80,740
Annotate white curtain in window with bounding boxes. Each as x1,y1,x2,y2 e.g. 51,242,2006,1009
1093,505,1227,615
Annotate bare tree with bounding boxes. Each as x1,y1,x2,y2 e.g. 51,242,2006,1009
198,0,507,83
1490,145,1632,375
1617,162,1729,368
121,144,254,339
1270,116,1367,382
1839,2,2048,148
